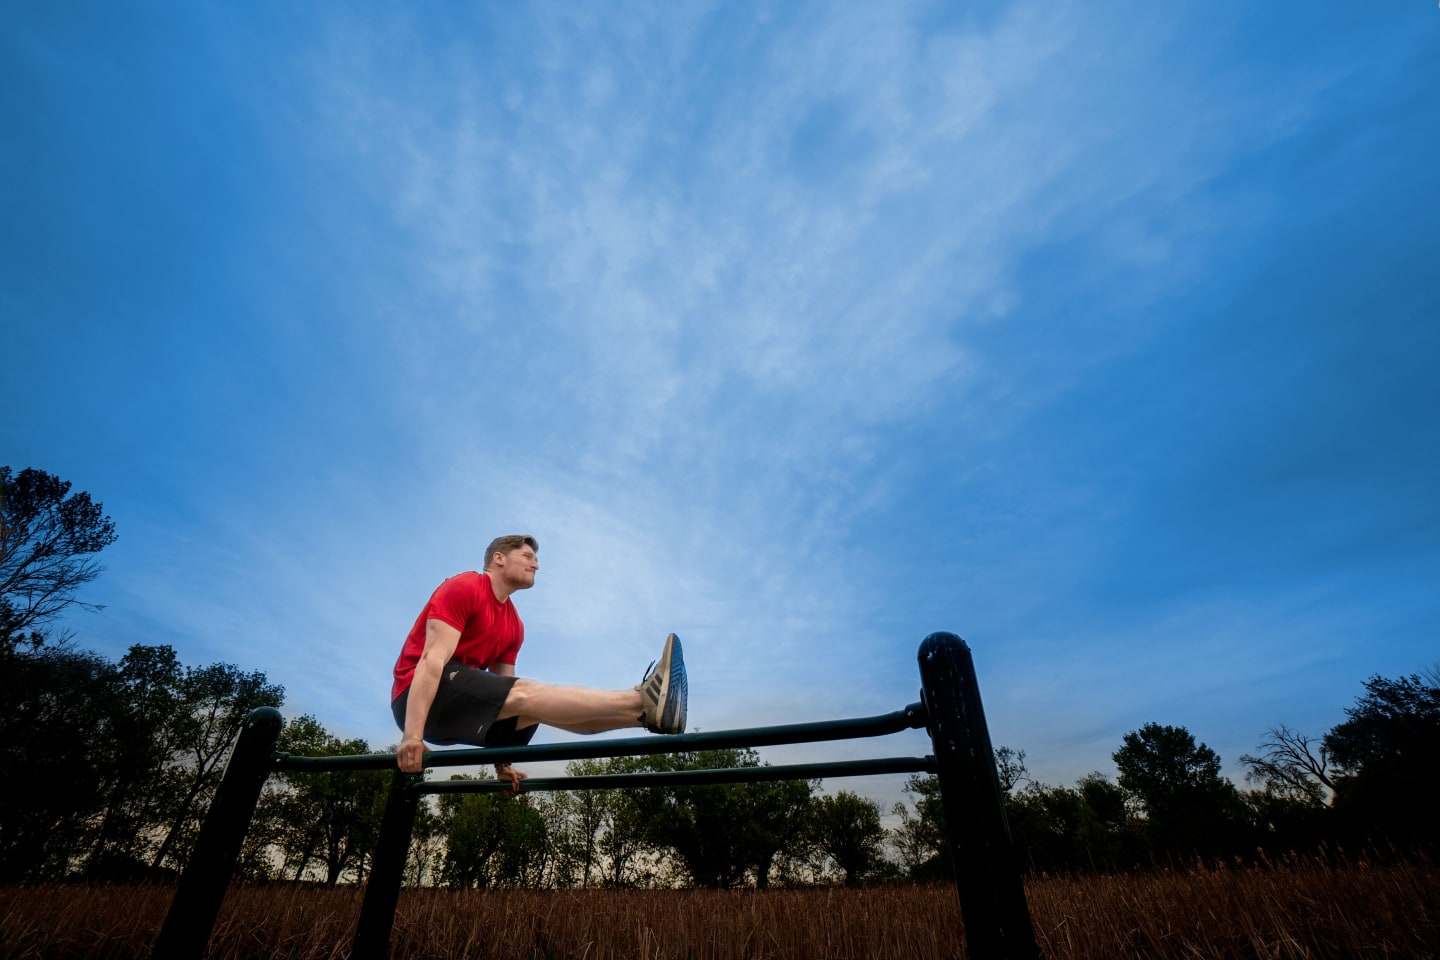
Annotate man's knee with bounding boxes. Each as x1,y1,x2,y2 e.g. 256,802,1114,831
501,681,546,728
505,677,542,714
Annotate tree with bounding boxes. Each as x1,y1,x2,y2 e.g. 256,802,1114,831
889,745,1025,881
889,801,932,877
0,645,130,881
149,662,285,870
1325,669,1440,774
1323,669,1440,847
260,715,388,884
0,641,285,883
891,773,948,880
626,749,815,888
0,467,117,654
1238,788,1329,852
403,797,447,887
1113,722,1245,855
547,758,638,888
810,791,886,886
436,776,550,889
1073,773,1134,868
1006,773,1137,874
995,746,1031,794
1239,724,1335,807
83,645,190,878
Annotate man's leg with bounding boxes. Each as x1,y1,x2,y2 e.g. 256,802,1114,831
500,635,688,736
498,679,643,734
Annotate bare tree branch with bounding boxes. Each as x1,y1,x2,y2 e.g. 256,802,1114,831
1240,724,1334,806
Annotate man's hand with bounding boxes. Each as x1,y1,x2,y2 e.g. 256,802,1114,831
397,736,426,773
496,763,528,796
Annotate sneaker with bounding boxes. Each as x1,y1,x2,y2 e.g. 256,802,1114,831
636,633,687,734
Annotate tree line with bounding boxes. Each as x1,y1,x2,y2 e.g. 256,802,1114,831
2,466,1436,887
903,667,1440,881
0,634,892,887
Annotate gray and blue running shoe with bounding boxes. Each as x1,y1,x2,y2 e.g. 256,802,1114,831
637,633,687,734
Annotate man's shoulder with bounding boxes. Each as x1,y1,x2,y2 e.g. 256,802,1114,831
434,570,487,598
445,569,485,584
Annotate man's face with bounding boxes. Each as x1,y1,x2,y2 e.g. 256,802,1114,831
492,545,539,591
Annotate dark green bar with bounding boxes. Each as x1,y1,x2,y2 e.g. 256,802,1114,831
919,632,1041,959
418,755,936,793
152,706,283,960
352,771,422,960
272,702,928,773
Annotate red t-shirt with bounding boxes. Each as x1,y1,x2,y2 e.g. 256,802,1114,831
390,571,524,701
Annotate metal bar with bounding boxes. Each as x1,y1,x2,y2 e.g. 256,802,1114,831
151,706,283,960
918,632,1041,960
418,756,937,794
351,770,423,960
272,703,928,772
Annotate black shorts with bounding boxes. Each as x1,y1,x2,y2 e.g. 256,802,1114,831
392,660,538,749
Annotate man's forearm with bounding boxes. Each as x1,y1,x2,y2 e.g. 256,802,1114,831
404,658,444,741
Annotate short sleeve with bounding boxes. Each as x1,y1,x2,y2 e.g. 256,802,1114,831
426,574,482,633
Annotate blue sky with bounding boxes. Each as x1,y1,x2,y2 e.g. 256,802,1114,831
4,2,1437,812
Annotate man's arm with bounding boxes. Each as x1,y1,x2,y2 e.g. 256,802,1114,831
396,619,461,773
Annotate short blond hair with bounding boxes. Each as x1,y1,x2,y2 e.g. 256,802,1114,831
483,535,538,570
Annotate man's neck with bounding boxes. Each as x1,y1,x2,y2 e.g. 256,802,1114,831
485,570,512,603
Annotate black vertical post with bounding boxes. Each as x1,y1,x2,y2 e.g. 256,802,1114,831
352,770,423,960
918,632,1041,960
151,706,283,960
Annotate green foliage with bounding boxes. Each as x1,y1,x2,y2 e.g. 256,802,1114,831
0,641,284,882
437,777,550,888
891,773,948,880
546,757,651,887
257,716,388,884
83,645,190,877
147,660,285,871
994,745,1030,793
403,797,447,886
623,749,815,888
1239,788,1329,851
1006,773,1140,874
810,791,886,886
0,646,130,881
0,466,117,654
1323,669,1440,847
1114,722,1247,856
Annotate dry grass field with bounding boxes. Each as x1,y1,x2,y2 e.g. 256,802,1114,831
2,854,1436,959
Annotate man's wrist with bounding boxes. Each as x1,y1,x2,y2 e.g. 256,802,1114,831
402,735,424,744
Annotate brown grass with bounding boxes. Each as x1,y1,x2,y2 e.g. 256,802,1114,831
2,855,1436,959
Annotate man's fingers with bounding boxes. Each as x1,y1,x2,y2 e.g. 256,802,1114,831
397,742,425,773
498,766,528,795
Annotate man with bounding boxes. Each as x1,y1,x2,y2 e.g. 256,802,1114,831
392,534,687,789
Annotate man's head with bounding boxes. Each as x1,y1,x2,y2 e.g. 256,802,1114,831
484,534,538,569
483,534,540,594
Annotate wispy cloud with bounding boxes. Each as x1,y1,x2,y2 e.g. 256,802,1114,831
9,1,1434,811
246,2,1404,753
